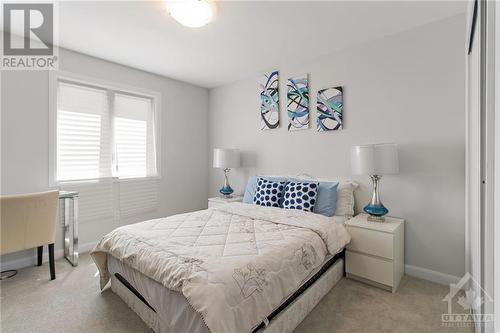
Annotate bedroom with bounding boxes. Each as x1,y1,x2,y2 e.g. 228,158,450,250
0,0,498,332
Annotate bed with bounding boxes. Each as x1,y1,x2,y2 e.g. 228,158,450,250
92,186,353,333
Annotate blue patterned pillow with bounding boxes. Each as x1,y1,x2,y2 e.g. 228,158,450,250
243,176,288,204
283,181,319,212
253,178,287,207
289,179,339,216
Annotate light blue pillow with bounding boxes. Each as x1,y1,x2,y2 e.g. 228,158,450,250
290,179,339,217
243,176,288,204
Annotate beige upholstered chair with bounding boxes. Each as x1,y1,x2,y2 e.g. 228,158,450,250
1,190,59,280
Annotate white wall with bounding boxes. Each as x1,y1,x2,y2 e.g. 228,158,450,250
209,15,466,281
1,48,209,268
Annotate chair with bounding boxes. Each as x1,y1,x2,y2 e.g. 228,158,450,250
1,190,59,280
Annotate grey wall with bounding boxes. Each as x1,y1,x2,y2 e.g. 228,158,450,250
1,48,209,267
209,15,466,278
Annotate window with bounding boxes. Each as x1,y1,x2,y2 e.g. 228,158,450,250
54,77,158,183
114,93,156,178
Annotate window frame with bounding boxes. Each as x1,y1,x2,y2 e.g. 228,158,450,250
49,70,162,186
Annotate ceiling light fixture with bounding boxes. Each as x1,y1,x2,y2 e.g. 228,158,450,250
166,0,217,28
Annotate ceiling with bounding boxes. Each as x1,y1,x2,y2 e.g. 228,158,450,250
55,1,466,88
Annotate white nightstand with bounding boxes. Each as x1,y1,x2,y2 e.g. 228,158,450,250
208,196,243,208
345,213,405,293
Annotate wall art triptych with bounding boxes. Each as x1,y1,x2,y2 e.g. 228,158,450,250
259,71,280,130
259,71,343,132
317,86,343,131
287,75,309,131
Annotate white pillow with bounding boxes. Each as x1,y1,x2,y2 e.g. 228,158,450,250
335,182,357,217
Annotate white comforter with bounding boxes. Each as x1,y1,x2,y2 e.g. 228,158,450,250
91,202,350,333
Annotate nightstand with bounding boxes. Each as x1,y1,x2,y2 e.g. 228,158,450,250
208,195,243,208
345,213,404,293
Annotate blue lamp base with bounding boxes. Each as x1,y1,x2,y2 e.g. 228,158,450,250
365,175,389,222
219,185,234,198
364,204,389,222
219,168,234,198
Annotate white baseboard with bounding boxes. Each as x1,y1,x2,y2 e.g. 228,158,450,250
405,264,461,286
0,241,97,271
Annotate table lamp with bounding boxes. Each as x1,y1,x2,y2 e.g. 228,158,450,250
213,148,240,198
351,143,399,222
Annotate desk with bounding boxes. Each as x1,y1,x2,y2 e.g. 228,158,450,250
59,191,79,266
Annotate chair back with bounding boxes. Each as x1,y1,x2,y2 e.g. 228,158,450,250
0,190,59,255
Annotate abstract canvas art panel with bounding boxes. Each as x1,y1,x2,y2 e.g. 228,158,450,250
287,75,309,131
259,71,280,130
317,86,343,131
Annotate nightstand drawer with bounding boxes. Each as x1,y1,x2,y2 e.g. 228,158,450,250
346,251,393,286
346,226,394,259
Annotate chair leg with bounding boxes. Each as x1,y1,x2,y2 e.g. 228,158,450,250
37,246,43,266
48,243,55,280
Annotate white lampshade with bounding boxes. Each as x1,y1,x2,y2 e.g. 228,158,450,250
213,148,240,169
351,143,399,175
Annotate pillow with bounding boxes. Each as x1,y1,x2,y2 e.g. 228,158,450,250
313,181,339,217
282,181,319,212
291,177,357,217
243,176,287,204
245,175,357,217
335,182,356,217
290,179,339,217
253,178,287,207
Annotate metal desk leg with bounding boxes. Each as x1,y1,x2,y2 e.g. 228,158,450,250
63,196,79,266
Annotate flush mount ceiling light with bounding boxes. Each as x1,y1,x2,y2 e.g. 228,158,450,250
166,0,217,28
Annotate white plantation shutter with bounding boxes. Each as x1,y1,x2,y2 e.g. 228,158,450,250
114,93,157,179
57,82,111,181
61,182,115,224
53,76,160,222
119,179,159,217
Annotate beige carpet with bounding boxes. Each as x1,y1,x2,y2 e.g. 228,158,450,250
1,253,473,333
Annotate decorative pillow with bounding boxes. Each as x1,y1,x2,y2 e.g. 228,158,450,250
282,181,319,212
243,176,287,204
253,178,287,207
334,182,357,217
290,179,339,217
